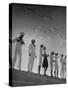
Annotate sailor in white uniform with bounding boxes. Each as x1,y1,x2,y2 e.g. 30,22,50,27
12,32,25,70
28,39,37,72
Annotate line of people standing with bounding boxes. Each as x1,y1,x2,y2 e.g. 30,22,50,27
38,46,66,79
10,32,66,79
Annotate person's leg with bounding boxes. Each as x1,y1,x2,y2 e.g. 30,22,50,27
57,65,59,78
44,67,47,75
50,64,52,77
43,67,45,75
57,69,58,78
51,70,53,77
51,64,53,77
55,68,58,78
64,65,66,79
60,67,63,78
28,56,31,72
55,69,57,78
38,65,41,74
12,49,17,69
54,66,56,78
54,64,57,78
31,57,34,72
62,65,64,78
63,65,65,78
60,64,63,78
56,64,59,78
55,62,58,77
18,51,22,70
44,67,45,75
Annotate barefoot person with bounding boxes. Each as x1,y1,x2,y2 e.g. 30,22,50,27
12,32,25,70
38,44,43,74
28,39,37,72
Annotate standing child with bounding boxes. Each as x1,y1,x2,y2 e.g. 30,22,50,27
38,44,43,74
50,52,54,77
42,46,49,76
60,55,66,79
63,55,66,79
60,54,64,78
54,53,60,78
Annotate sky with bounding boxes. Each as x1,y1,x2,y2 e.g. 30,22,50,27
11,3,66,77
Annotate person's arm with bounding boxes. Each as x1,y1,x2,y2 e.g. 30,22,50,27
12,37,18,43
21,39,25,45
35,47,37,58
47,54,49,57
29,44,31,56
60,58,62,63
53,57,55,62
58,55,60,59
42,54,44,56
53,60,55,62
